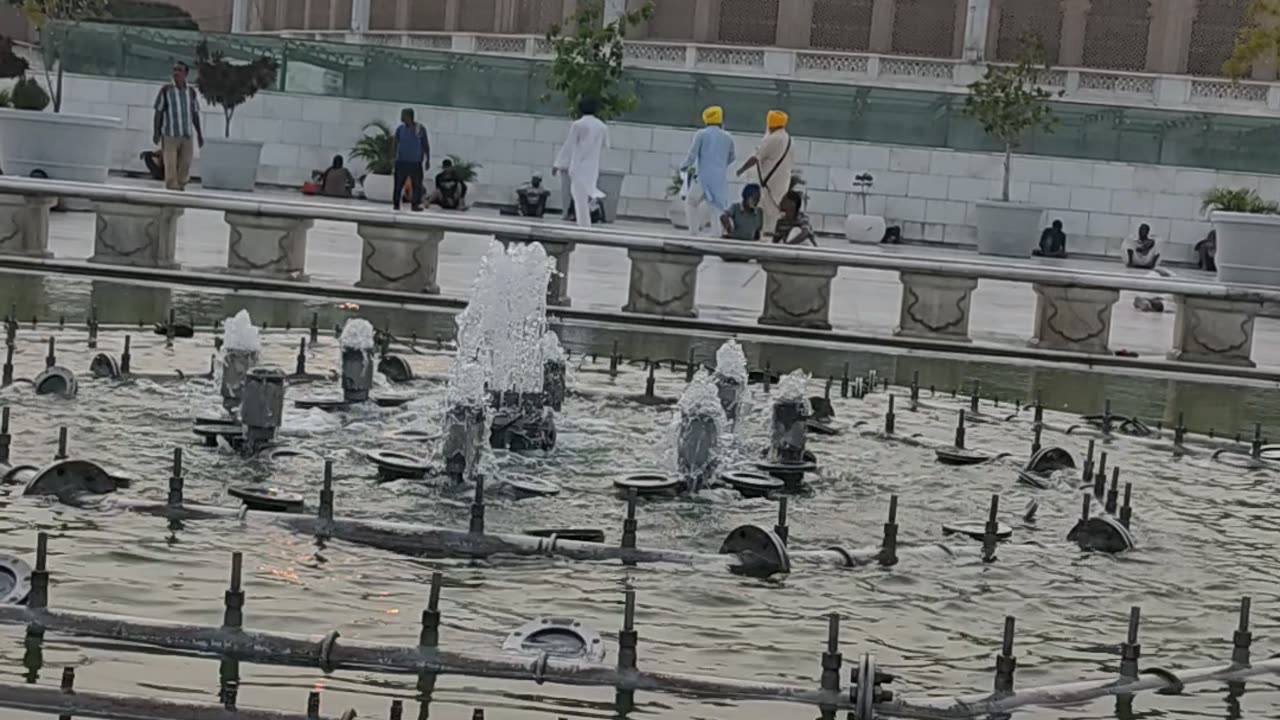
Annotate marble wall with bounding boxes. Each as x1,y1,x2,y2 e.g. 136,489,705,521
59,74,1277,262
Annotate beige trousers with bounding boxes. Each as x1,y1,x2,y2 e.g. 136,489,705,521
161,135,194,191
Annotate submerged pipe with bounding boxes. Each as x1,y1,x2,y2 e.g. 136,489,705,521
0,679,339,720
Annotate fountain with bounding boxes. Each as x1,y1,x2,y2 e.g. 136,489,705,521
713,339,748,423
239,367,285,454
542,331,566,412
756,370,818,488
218,309,259,415
339,318,375,404
675,371,728,493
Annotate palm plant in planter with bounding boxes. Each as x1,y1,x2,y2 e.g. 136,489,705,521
543,0,652,222
445,154,480,183
350,120,394,202
1211,2,1280,285
962,36,1059,257
193,40,278,192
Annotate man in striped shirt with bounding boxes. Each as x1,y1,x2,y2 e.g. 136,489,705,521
152,62,204,191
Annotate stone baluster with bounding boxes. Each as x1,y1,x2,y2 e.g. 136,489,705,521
0,194,57,258
224,212,313,280
623,248,703,317
356,223,444,294
1029,283,1119,354
89,202,184,269
1168,294,1263,368
758,260,838,330
895,271,979,341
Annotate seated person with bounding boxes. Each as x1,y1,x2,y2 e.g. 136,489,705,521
315,155,355,198
1195,229,1217,272
720,184,764,241
427,158,468,210
140,149,164,181
771,190,816,246
1125,223,1161,270
517,174,551,218
1033,219,1067,258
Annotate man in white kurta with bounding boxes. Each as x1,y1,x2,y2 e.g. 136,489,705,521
554,96,611,227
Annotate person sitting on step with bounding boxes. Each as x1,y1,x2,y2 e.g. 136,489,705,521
720,184,764,241
427,158,469,210
1125,223,1161,270
771,190,816,246
1195,229,1216,272
1032,219,1067,258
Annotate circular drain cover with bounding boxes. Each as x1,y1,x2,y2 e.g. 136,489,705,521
1,465,37,486
806,420,840,436
505,476,560,499
33,366,78,399
754,459,818,475
720,471,783,498
295,397,350,411
0,554,32,605
1214,451,1266,470
502,617,606,663
373,394,413,408
23,459,119,499
935,447,991,466
229,485,305,513
387,429,442,443
89,353,120,379
941,522,1014,541
719,524,791,577
1071,515,1135,553
1015,469,1054,490
377,355,414,383
262,447,321,462
1025,447,1075,474
524,528,605,543
1259,444,1280,460
613,473,680,497
365,449,431,478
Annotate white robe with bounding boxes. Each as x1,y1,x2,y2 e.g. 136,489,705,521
555,114,610,227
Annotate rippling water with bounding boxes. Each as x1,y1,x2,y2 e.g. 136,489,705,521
2,308,1280,719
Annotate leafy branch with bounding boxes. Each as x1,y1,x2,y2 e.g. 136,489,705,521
194,39,278,138
8,0,108,111
1225,0,1280,79
542,0,653,121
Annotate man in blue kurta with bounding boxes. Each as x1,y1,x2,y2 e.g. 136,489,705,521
681,105,735,236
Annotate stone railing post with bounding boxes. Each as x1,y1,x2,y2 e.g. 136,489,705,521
1029,283,1119,354
89,202,184,269
1169,295,1263,367
0,194,57,258
623,248,703,317
356,224,443,294
758,260,838,330
895,271,979,341
224,213,313,280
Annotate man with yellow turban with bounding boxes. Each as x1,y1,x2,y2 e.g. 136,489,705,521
737,110,793,237
680,105,735,236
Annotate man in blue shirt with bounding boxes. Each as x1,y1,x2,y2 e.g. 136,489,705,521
390,108,430,211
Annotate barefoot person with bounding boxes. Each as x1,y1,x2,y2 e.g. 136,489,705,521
427,158,468,210
737,110,792,238
391,108,430,211
152,61,203,191
554,96,610,227
1125,223,1161,270
681,105,735,236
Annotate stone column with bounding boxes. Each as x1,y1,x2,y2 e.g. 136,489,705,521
692,0,721,42
0,195,56,258
1145,0,1196,74
303,0,314,28
1168,295,1262,368
444,0,461,30
329,0,343,29
895,272,979,342
225,213,313,280
498,236,575,306
758,261,838,330
1028,284,1119,354
1059,0,1090,66
623,249,703,317
869,0,896,54
231,0,249,32
356,224,443,293
985,0,1003,58
351,0,371,32
495,0,519,32
775,0,814,48
89,203,184,269
961,0,990,61
274,0,287,30
395,0,411,28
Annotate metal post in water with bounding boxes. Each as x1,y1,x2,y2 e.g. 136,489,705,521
309,313,319,344
319,460,335,523
609,340,620,378
770,396,809,463
884,395,895,435
30,532,49,610
840,362,849,398
121,335,132,375
1082,440,1095,485
685,348,696,382
295,338,307,376
819,613,842,717
166,308,176,348
45,336,55,368
616,589,639,714
307,690,320,720
1031,423,1042,456
1252,424,1263,460
0,406,9,464
54,427,67,460
1233,597,1252,667
994,617,1017,694
775,497,789,545
87,305,98,349
390,700,403,720
621,489,638,565
1119,483,1133,529
469,478,485,535
472,711,484,720
241,367,286,453
1080,494,1091,525
340,346,374,404
954,410,966,450
1106,468,1120,514
167,448,183,507
1119,607,1141,681
1093,452,1108,497
981,494,999,563
970,380,980,413
58,666,74,720
910,371,919,406
1102,399,1112,435
2,345,12,386
644,361,655,398
224,552,245,631
420,571,443,648
879,496,898,567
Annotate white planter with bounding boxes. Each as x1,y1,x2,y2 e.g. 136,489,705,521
0,108,121,183
199,137,263,192
975,200,1044,257
668,197,688,228
363,172,394,203
598,170,625,222
1211,211,1280,287
845,213,887,243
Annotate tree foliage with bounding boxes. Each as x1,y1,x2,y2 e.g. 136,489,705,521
194,39,278,138
1225,0,1280,79
963,36,1058,148
350,119,393,175
8,0,107,111
543,0,653,121
1202,187,1279,215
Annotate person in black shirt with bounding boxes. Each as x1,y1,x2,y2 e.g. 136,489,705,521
772,190,816,246
1032,219,1067,258
428,158,468,210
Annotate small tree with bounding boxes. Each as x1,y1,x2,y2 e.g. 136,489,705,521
1225,0,1280,78
962,37,1059,202
543,0,653,121
194,40,278,138
10,0,107,112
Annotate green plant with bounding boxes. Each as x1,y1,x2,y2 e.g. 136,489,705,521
9,0,108,112
446,154,480,183
543,0,653,121
0,88,12,107
193,39,279,138
1225,0,1280,78
11,75,48,109
350,120,393,175
962,34,1060,202
1202,187,1279,214
666,168,697,197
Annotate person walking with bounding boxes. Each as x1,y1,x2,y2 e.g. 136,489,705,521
391,108,430,211
152,61,203,191
681,105,735,236
554,96,610,227
737,110,792,238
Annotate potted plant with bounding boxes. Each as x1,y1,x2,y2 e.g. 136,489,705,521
666,170,689,229
1203,187,1280,286
544,0,652,223
193,39,278,192
0,1,123,183
350,120,393,202
963,36,1059,257
1214,3,1280,285
445,154,481,184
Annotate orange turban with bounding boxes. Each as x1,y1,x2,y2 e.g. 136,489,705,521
766,110,788,130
